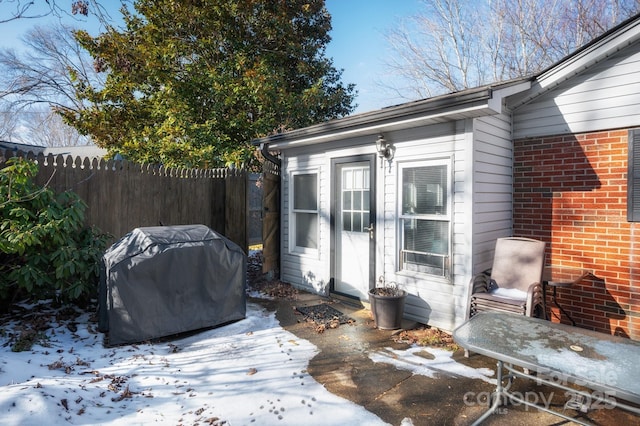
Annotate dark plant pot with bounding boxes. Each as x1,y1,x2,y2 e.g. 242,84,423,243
368,288,407,330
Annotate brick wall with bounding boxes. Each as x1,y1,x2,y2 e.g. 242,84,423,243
514,129,640,340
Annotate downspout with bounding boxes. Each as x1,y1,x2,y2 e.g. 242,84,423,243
260,142,281,167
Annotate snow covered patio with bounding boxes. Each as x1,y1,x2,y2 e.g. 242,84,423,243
1,264,638,425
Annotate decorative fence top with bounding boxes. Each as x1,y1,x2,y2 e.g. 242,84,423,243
0,148,242,179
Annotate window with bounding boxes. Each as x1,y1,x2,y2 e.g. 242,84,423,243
399,160,451,276
341,166,370,232
292,172,318,250
628,129,640,222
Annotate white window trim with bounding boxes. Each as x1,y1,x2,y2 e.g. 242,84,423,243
289,169,320,256
396,157,453,278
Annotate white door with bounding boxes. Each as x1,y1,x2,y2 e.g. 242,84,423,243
334,160,374,300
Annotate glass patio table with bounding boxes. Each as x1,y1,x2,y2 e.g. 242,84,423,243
453,312,640,425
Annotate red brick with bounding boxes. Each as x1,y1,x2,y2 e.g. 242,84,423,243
514,128,639,337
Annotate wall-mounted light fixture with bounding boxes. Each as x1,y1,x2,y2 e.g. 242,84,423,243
376,134,393,159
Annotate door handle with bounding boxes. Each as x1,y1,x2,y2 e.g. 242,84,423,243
364,224,374,239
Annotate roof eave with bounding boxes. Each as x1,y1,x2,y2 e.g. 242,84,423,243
254,88,492,150
254,77,532,151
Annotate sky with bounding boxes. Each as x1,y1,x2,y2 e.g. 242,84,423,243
0,0,425,115
325,0,424,113
0,295,496,425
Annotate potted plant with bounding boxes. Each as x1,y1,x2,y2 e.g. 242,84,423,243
368,277,407,330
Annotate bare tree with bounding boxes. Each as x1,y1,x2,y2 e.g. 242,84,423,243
0,22,103,145
0,1,117,24
0,22,103,111
383,0,640,101
383,0,487,99
0,101,21,141
22,109,91,146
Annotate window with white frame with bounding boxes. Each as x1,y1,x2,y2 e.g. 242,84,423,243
292,172,318,251
398,159,451,277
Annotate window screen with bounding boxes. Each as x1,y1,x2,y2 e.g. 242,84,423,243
399,162,450,276
293,173,318,249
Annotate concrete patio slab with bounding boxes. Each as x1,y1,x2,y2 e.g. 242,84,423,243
254,291,640,425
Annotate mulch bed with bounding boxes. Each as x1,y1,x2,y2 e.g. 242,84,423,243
391,326,459,351
296,304,355,333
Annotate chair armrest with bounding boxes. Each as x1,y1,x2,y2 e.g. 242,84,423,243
526,281,543,297
525,282,544,317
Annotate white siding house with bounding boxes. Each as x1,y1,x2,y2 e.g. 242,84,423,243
254,13,640,336
255,80,531,331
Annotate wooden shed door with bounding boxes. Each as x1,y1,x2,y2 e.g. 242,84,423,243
333,157,375,300
261,164,280,275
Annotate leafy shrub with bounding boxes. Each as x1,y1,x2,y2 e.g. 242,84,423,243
0,157,109,305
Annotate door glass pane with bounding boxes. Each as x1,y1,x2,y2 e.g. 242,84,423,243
343,191,352,210
341,165,370,234
353,190,362,210
354,168,363,189
344,169,353,189
353,212,362,231
342,212,352,232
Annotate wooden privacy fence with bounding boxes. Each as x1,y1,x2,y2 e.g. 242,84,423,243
0,149,258,252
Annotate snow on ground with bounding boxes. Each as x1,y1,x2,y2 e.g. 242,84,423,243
0,301,493,425
369,346,496,384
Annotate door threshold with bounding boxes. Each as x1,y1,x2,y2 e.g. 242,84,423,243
330,292,367,309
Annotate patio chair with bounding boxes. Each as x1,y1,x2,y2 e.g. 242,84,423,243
469,237,546,319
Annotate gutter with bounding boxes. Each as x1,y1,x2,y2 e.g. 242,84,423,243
252,76,531,151
253,88,493,148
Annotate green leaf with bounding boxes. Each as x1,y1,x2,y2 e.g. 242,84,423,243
63,0,355,169
0,157,108,303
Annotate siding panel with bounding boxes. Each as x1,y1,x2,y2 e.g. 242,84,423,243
469,114,514,323
513,42,640,139
279,152,329,294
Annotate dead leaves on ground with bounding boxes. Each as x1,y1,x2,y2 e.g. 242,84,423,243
246,252,298,300
47,357,90,374
1,302,89,352
111,385,136,402
392,326,459,351
251,280,299,300
295,305,354,334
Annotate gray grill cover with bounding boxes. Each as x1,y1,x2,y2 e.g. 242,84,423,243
99,225,246,346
